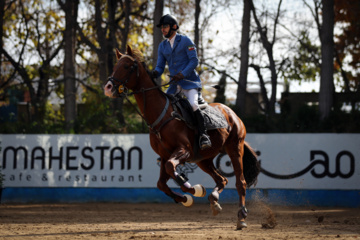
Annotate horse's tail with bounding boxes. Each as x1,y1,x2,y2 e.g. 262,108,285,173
243,141,260,188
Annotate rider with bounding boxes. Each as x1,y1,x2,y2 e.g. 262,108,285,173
152,14,211,150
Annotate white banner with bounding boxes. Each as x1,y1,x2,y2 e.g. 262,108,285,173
246,134,359,190
0,134,359,190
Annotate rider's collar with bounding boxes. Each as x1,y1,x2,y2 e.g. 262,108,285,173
167,33,177,48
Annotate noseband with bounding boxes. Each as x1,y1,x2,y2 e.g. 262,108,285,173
107,55,139,96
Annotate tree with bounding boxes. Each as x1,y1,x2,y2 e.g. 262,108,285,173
284,30,321,84
152,0,164,85
334,0,360,93
248,0,284,115
236,0,251,117
1,0,64,125
213,71,227,104
58,0,79,132
194,0,201,48
304,0,334,120
319,0,334,120
76,1,151,125
76,0,127,125
284,0,358,115
0,0,5,74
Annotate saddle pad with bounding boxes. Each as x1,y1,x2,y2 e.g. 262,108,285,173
173,95,229,131
202,105,229,130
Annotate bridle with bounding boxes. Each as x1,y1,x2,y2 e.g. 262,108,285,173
107,55,139,97
107,54,174,96
106,54,176,141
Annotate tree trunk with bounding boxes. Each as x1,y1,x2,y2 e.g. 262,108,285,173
0,0,4,72
113,0,131,124
107,0,117,77
236,0,251,117
268,49,277,115
152,0,164,85
120,0,131,52
214,71,227,104
194,0,201,58
249,0,281,115
63,0,79,132
319,0,334,120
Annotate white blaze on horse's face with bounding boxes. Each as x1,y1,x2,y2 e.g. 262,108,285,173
104,81,114,97
104,54,136,98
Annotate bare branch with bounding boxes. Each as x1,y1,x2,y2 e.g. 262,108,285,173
272,0,283,44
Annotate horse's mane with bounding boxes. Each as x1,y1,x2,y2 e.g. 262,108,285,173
127,48,144,63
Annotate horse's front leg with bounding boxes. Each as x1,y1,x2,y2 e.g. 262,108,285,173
157,159,199,207
157,158,191,206
165,148,206,200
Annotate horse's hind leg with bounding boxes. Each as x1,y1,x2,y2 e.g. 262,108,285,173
196,159,228,216
225,139,248,229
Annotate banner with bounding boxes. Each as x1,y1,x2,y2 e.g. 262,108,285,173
0,134,359,190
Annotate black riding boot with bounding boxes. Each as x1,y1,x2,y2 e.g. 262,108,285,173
198,92,206,105
194,109,212,150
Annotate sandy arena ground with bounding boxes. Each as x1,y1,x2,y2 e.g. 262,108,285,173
0,201,359,239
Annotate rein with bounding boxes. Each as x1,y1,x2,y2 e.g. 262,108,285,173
108,54,176,139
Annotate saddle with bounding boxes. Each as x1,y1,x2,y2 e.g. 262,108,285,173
166,93,228,162
167,93,229,132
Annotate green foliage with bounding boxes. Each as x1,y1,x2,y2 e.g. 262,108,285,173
74,93,146,134
283,31,321,83
334,0,360,91
0,89,148,134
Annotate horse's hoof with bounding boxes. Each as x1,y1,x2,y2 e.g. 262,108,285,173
193,184,206,197
236,220,248,230
210,202,222,216
182,194,194,207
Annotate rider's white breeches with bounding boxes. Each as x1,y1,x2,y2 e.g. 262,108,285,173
176,85,199,111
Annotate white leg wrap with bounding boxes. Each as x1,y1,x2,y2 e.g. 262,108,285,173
193,184,206,197
182,194,194,207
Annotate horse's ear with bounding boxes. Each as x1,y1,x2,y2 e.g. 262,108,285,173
126,45,133,56
115,48,122,60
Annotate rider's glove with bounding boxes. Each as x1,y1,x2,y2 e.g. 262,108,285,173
172,72,184,82
151,70,158,78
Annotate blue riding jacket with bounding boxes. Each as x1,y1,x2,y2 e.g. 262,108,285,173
154,34,202,94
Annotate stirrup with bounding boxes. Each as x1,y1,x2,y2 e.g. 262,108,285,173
199,134,212,150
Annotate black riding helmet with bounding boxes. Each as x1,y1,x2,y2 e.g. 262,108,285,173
156,14,179,30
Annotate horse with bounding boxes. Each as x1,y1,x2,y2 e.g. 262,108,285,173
104,45,260,230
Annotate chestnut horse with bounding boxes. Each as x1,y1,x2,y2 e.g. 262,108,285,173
104,46,260,229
